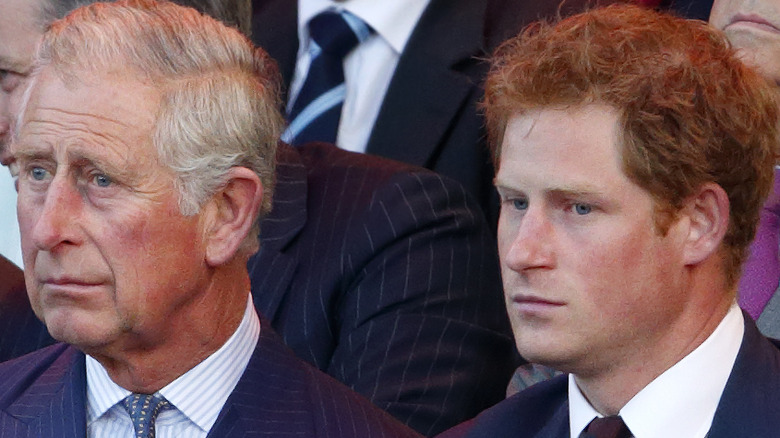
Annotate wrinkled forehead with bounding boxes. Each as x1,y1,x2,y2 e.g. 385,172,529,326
14,66,161,155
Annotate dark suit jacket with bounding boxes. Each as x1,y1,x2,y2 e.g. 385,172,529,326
252,0,591,224
438,314,780,438
665,0,713,20
0,256,54,358
0,320,422,438
249,143,515,435
0,143,515,436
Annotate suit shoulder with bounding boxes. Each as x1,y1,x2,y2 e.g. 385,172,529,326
708,318,780,437
294,142,480,221
0,344,73,408
438,375,569,438
300,362,422,438
244,325,421,438
296,142,434,181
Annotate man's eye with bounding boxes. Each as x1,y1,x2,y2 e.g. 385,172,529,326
512,198,528,210
573,203,592,215
31,167,48,181
93,174,112,187
0,69,25,93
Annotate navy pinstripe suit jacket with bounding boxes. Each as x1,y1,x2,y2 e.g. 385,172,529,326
438,313,780,438
0,320,421,437
249,143,515,436
0,143,515,436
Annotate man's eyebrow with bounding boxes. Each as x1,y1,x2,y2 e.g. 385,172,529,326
66,148,138,182
547,187,607,199
494,179,606,198
15,144,132,176
0,55,30,73
14,147,52,163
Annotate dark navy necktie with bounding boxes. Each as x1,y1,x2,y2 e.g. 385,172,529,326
579,416,633,438
284,10,373,145
122,393,171,438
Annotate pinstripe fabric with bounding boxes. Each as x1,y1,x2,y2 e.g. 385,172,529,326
0,256,54,360
86,294,260,437
0,320,421,437
249,142,516,436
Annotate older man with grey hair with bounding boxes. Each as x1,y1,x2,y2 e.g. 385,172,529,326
0,1,428,436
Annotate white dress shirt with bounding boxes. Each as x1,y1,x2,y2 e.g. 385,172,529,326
86,293,260,438
0,167,22,268
288,0,430,153
569,304,744,438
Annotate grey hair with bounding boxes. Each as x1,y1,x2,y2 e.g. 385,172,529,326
39,0,251,37
26,0,282,254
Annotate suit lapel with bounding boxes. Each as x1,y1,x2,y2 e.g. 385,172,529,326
536,403,569,438
3,345,86,438
707,313,780,437
207,320,315,437
253,0,487,168
249,144,308,321
366,0,487,167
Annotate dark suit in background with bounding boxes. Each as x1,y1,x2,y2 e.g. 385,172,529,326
664,0,713,19
250,143,515,436
0,256,53,359
0,320,421,438
252,0,592,225
438,316,780,438
0,143,515,436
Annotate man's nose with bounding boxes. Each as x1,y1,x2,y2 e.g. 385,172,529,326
29,175,82,252
500,207,555,272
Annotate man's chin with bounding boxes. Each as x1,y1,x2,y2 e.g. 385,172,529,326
43,313,116,351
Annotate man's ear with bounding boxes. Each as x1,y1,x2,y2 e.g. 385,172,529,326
202,167,263,267
681,182,730,266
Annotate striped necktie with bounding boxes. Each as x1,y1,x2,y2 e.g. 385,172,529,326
284,10,373,145
122,393,171,438
579,416,633,438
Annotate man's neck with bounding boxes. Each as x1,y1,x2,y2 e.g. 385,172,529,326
574,296,734,415
87,265,250,393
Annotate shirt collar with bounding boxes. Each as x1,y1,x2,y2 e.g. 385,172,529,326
298,0,431,54
86,293,260,432
569,304,744,438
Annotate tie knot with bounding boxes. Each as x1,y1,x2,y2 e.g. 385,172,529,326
122,394,171,438
308,11,372,58
580,416,633,438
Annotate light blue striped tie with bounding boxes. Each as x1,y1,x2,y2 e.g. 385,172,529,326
122,394,171,438
284,10,373,145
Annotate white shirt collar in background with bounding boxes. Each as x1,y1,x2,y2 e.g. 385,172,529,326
290,0,430,154
298,0,429,55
